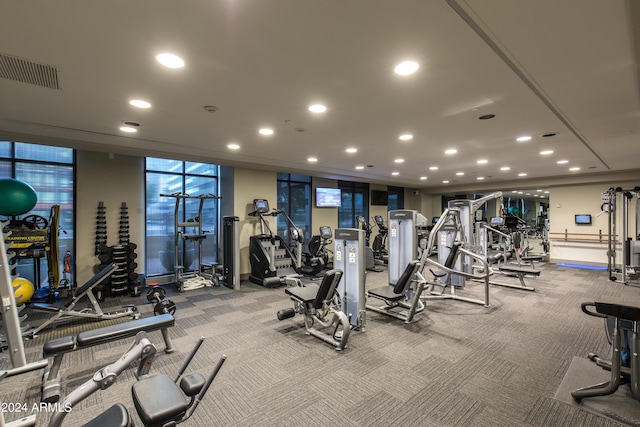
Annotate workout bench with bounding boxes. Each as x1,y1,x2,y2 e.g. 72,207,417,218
30,263,139,336
277,269,350,351
366,260,426,323
41,313,175,403
493,265,539,291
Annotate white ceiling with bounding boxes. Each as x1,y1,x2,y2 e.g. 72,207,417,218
1,0,638,193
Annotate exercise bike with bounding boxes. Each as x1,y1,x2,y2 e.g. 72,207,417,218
372,215,389,265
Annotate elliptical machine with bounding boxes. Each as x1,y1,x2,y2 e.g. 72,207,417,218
356,215,381,272
372,215,389,265
301,226,333,275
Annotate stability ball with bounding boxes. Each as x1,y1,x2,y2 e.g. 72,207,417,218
0,178,38,216
13,277,35,306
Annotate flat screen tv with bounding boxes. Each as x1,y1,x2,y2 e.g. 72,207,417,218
575,214,592,225
315,188,341,208
371,190,388,206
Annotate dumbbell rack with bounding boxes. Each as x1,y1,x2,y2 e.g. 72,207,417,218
94,202,141,298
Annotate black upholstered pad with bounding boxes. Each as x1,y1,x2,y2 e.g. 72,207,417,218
499,266,541,276
132,374,187,426
285,283,320,304
595,302,640,321
43,335,75,356
82,403,130,427
65,263,117,307
368,285,406,302
76,314,174,347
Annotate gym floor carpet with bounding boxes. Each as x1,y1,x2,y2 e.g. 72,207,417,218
2,262,638,426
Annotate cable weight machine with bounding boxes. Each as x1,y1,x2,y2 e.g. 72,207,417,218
602,186,640,286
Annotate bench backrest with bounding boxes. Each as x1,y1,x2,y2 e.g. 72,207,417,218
312,269,343,310
64,262,118,307
393,260,421,294
443,242,461,270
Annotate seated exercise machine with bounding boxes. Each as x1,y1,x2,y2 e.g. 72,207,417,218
47,331,226,427
41,313,175,403
419,206,492,307
572,302,640,403
366,260,427,323
277,269,351,350
29,263,139,336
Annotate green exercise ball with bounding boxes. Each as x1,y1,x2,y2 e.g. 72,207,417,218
0,178,38,216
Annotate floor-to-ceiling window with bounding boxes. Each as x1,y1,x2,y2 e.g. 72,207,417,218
388,186,404,211
145,158,219,277
276,173,311,247
338,181,369,228
0,141,75,287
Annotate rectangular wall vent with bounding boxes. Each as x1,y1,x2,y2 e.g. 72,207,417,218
0,53,60,90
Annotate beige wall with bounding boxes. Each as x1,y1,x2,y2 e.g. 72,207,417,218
75,151,144,284
233,168,277,277
549,182,637,265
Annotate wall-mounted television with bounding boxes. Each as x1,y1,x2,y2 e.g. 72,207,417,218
371,190,388,206
315,187,341,208
575,214,592,225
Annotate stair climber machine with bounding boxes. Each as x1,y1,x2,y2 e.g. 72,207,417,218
248,199,300,287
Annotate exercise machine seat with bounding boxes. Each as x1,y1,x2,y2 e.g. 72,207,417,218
132,374,188,427
368,260,420,301
180,372,206,397
285,283,320,305
82,403,130,427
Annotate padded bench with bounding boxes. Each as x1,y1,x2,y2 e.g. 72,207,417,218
42,314,175,403
494,265,540,291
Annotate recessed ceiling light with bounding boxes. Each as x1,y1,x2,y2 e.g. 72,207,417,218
500,166,511,171
526,193,531,196
399,134,413,141
479,114,495,120
394,61,419,75
516,136,532,142
442,180,450,184
540,195,545,198
156,53,184,68
444,148,457,155
569,167,580,171
420,176,427,180
129,99,151,108
391,172,400,176
259,128,274,136
557,159,569,164
518,191,523,194
355,165,365,170
537,189,543,192
119,126,137,133
309,104,327,113
227,143,240,150
518,173,527,177
540,150,554,155
307,157,318,163
512,191,518,194
456,172,464,176
477,177,485,180
534,195,539,197
394,158,404,163
346,147,358,153
429,166,439,171
477,159,488,164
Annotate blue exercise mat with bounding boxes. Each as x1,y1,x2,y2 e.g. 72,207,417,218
556,262,607,271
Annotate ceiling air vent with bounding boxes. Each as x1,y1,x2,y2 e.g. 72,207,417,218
0,53,60,90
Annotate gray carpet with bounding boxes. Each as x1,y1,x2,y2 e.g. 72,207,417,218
2,261,640,426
